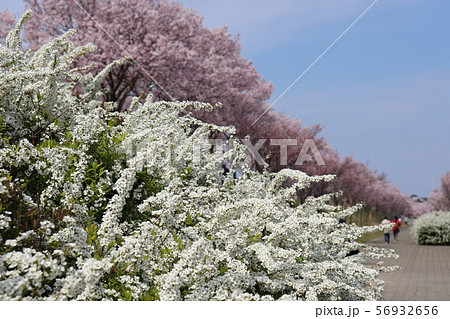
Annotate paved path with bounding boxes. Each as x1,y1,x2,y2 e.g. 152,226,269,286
369,225,450,301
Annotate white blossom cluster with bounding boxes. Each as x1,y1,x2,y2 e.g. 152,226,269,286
0,11,397,300
411,211,450,245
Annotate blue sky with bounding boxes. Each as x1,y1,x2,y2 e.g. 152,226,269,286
2,0,449,197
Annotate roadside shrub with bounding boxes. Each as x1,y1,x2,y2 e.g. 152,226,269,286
0,11,397,301
411,211,450,245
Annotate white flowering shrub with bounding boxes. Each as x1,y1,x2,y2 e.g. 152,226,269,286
411,211,450,245
0,11,397,301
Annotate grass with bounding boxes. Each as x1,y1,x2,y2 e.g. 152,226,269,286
345,210,386,244
346,210,387,227
357,230,383,244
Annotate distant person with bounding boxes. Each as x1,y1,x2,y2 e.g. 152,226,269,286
391,216,402,241
381,217,391,244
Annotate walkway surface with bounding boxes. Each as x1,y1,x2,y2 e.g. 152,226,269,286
369,225,450,301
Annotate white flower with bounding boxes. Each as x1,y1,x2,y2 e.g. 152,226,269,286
0,176,8,194
0,11,397,301
5,239,17,247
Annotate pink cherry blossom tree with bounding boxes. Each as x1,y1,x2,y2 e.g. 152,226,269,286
409,199,434,218
21,0,274,123
326,156,411,217
428,171,450,211
0,9,16,44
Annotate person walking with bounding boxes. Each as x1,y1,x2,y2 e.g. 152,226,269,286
381,217,391,244
391,216,402,241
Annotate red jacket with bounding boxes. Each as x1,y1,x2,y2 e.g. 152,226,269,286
391,219,402,232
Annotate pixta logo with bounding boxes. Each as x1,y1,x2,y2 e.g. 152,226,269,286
194,138,325,167
127,133,325,167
